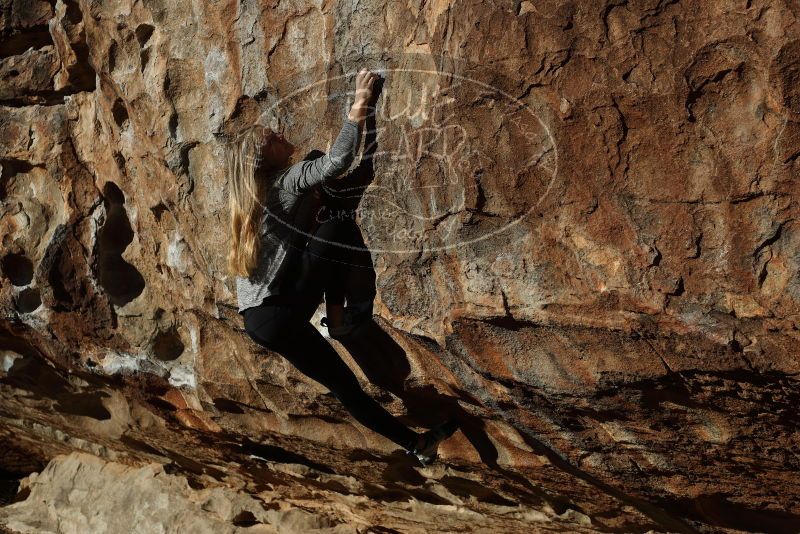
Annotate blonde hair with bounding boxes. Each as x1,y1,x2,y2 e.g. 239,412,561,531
225,124,272,278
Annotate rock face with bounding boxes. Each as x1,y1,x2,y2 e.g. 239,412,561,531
1,0,799,532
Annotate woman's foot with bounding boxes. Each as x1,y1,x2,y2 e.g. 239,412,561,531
320,300,374,340
324,302,345,329
406,419,459,466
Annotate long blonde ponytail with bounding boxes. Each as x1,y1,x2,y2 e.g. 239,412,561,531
225,125,269,278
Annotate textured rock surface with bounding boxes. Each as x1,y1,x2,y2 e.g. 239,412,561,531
1,0,799,532
1,450,599,533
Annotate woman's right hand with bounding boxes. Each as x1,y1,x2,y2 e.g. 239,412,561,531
354,67,379,104
348,68,379,124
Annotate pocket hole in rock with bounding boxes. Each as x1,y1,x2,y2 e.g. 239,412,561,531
15,287,41,313
135,24,155,47
112,99,129,129
1,253,33,286
96,182,145,306
232,511,260,527
152,326,184,361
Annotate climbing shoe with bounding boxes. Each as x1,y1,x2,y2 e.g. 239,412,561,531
320,315,363,340
406,418,459,466
320,299,374,341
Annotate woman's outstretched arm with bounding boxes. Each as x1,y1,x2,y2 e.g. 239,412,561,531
278,68,379,194
279,118,362,194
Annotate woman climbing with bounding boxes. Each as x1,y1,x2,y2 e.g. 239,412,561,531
225,67,456,465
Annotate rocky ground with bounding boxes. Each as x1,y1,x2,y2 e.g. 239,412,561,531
1,0,799,532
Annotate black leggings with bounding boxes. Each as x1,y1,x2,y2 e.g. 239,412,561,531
243,218,418,451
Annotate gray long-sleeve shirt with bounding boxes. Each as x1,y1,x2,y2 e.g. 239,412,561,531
236,117,362,314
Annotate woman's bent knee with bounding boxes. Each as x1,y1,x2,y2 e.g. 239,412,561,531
243,304,293,352
245,327,283,353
